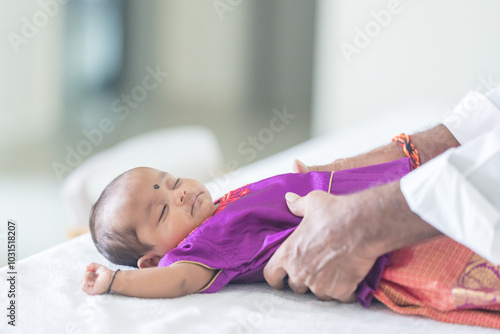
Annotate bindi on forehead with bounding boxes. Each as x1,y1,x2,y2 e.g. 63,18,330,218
154,184,159,189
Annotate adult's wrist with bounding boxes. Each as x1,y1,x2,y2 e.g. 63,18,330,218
411,124,460,164
352,181,442,256
333,141,406,171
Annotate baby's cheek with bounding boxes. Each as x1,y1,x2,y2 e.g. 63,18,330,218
201,201,216,220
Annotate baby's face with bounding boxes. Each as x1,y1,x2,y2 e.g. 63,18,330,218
116,167,216,260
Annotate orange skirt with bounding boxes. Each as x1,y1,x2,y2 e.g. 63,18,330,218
373,237,500,329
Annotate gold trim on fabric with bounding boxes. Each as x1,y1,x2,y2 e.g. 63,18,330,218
452,253,500,309
172,260,223,293
328,171,335,194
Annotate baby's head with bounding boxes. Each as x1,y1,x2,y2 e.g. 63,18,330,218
89,167,216,268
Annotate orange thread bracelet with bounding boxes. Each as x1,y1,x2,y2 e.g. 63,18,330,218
392,133,421,169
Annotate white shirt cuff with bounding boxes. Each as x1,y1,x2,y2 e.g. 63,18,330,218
400,130,500,264
443,90,500,145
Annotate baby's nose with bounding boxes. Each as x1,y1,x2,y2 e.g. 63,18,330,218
176,190,187,206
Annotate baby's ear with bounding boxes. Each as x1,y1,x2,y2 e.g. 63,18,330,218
137,254,161,269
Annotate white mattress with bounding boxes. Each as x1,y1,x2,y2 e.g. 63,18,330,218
2,105,496,333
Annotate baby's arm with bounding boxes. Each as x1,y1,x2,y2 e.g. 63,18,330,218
81,262,217,298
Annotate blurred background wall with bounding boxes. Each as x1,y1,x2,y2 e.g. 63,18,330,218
0,0,499,264
313,0,500,135
58,0,314,173
0,0,316,264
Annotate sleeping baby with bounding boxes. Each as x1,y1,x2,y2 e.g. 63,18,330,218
81,156,500,329
81,158,411,301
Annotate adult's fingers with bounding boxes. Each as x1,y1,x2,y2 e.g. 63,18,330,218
319,273,360,303
293,159,339,173
342,292,357,303
292,159,310,173
285,192,306,217
334,289,357,303
307,276,357,303
263,248,288,290
292,159,332,173
287,277,308,294
315,294,334,302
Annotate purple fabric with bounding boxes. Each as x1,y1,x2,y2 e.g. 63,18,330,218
158,158,413,305
356,254,391,307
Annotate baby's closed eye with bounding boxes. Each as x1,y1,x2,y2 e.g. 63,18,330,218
159,205,167,222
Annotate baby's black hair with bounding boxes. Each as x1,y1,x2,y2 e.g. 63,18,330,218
89,170,153,267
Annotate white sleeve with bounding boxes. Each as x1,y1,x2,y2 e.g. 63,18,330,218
400,125,500,264
442,88,500,145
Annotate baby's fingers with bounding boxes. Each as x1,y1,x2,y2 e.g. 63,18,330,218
80,271,97,293
81,270,96,283
85,262,99,272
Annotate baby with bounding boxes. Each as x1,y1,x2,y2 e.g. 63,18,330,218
82,167,221,297
81,159,412,299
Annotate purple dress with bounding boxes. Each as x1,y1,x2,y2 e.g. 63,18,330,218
158,158,413,306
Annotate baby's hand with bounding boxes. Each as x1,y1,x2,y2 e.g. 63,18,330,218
81,263,114,295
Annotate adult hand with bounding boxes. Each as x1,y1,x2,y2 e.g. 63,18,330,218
292,159,345,174
292,124,460,175
292,150,402,174
263,191,380,302
264,181,441,302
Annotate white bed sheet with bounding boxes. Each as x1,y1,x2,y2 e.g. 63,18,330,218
3,233,497,334
2,104,497,334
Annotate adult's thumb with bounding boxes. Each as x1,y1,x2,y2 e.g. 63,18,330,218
285,192,305,217
292,159,310,174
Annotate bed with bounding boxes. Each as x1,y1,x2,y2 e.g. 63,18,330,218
2,105,497,334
